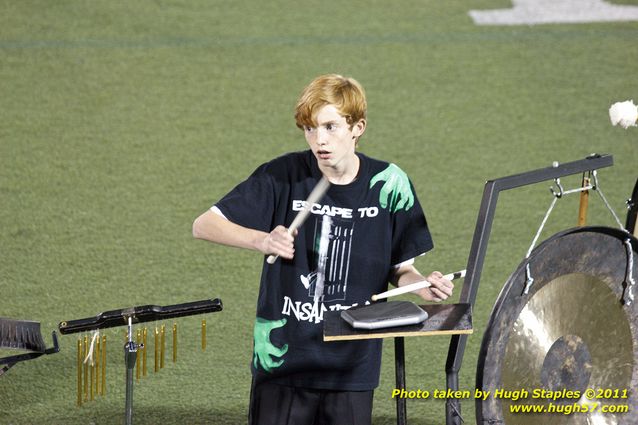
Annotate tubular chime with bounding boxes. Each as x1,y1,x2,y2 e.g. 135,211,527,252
75,333,107,406
79,336,106,399
59,298,222,425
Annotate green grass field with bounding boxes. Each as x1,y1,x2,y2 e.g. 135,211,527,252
1,1,637,424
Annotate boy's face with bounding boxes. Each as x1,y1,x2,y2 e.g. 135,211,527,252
303,104,366,172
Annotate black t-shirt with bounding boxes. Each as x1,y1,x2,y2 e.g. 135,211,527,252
215,150,433,390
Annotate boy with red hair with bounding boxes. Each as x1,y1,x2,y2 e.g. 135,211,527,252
193,74,453,425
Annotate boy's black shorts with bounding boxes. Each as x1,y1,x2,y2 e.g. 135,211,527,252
249,380,374,425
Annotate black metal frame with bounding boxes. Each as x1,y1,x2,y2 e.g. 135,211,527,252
443,154,614,424
627,177,638,234
395,337,407,424
58,298,223,334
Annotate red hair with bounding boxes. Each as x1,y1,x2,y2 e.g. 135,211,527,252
294,74,367,130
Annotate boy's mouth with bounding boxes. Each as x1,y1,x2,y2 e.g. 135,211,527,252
317,150,331,159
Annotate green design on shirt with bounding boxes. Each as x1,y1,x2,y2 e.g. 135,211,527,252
253,317,288,373
370,163,415,212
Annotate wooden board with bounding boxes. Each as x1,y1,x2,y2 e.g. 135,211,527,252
323,303,473,341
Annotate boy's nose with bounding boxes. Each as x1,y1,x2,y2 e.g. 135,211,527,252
317,129,329,145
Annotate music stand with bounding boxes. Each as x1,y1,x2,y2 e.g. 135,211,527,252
324,303,473,425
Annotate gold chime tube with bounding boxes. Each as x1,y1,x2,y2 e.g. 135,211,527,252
77,339,82,407
83,336,89,402
136,329,141,381
154,327,159,373
90,347,94,401
201,319,207,351
101,335,106,396
172,323,177,363
142,327,147,377
94,338,100,397
160,324,166,369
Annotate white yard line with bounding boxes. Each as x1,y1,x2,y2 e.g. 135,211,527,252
469,0,638,26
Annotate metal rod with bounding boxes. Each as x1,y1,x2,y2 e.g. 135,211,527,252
124,316,139,425
101,335,106,396
90,348,94,401
142,328,147,377
445,371,463,424
136,329,141,381
160,324,165,369
172,323,177,363
154,327,159,373
201,319,207,351
395,337,407,425
83,335,88,402
94,338,100,397
77,339,82,407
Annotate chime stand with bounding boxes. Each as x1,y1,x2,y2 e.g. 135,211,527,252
59,298,223,425
124,316,139,425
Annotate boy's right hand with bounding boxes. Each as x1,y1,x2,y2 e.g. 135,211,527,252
260,225,297,259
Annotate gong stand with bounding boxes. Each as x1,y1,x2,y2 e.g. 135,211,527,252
627,177,638,237
58,298,223,425
445,154,615,425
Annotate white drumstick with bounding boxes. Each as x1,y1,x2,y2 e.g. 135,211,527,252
266,177,331,264
371,269,466,301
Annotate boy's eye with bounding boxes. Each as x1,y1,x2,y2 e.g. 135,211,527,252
305,126,315,132
325,123,337,131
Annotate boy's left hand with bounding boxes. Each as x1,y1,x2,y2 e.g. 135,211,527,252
417,271,454,302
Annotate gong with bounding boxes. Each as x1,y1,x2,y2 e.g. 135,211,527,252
476,226,638,425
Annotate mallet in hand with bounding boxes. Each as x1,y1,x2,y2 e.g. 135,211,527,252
266,177,331,264
371,270,466,301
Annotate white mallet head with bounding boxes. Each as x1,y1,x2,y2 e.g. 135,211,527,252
609,100,638,129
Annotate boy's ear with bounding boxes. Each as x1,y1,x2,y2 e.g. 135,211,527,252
352,119,366,138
